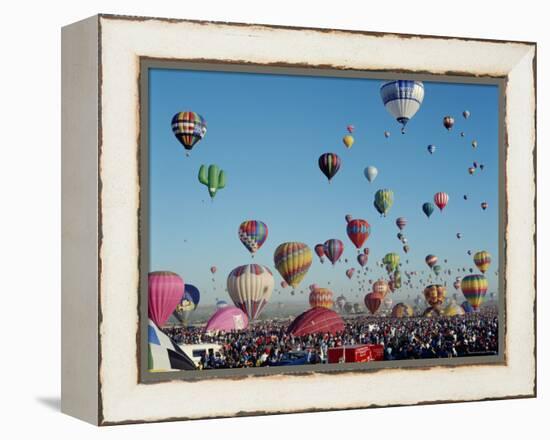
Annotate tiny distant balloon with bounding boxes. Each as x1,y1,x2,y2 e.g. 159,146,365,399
481,202,488,210
210,266,217,274
343,135,354,149
472,140,478,149
364,166,378,183
434,192,449,211
347,124,355,133
396,217,407,230
463,194,468,200
443,116,455,131
427,144,436,154
463,110,470,119
480,164,485,171
468,167,475,175
357,253,368,267
384,130,391,138
345,214,353,223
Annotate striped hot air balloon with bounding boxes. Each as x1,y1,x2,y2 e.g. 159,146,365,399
473,251,492,273
425,254,438,269
171,111,207,153
309,287,334,309
324,239,344,265
238,220,268,255
274,242,312,288
287,307,344,336
318,153,341,182
383,252,400,272
148,271,185,327
346,219,371,249
380,80,425,133
227,264,274,321
461,274,488,310
434,192,449,211
395,217,407,230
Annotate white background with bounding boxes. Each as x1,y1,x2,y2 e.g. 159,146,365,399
0,0,545,437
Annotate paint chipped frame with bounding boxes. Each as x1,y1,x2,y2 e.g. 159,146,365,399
61,14,536,426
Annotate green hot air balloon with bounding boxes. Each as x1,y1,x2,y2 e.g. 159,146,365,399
374,189,394,217
198,164,226,199
422,202,435,218
433,265,442,276
383,252,400,272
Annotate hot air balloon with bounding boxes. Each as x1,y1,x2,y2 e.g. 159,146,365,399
336,295,347,311
467,250,472,256
148,271,185,327
363,247,370,255
383,253,400,272
460,131,465,137
364,166,378,183
463,194,468,200
453,279,462,291
422,202,435,218
373,279,389,297
480,164,485,171
374,189,394,216
171,111,207,154
365,292,383,314
216,299,229,309
456,232,463,239
481,202,488,210
318,153,341,182
287,307,344,336
463,110,471,119
396,217,407,230
468,167,475,175
380,80,425,133
444,302,465,317
422,306,442,318
357,253,368,267
314,243,326,263
227,264,274,321
280,280,288,289
384,130,391,138
425,254,438,268
198,164,226,199
434,192,449,211
427,144,436,154
343,135,354,149
461,274,488,310
205,306,248,333
472,140,478,149
274,242,312,288
309,287,334,309
345,268,355,280
473,251,491,273
443,116,455,131
391,303,414,318
238,220,268,255
433,265,442,276
461,301,474,314
346,219,371,249
324,239,344,265
347,124,355,133
423,284,446,307
345,214,353,223
210,266,217,274
403,245,410,253
173,283,200,323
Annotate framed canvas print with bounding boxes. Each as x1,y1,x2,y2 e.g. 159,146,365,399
61,14,536,425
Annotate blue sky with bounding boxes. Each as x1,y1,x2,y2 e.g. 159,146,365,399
148,68,499,306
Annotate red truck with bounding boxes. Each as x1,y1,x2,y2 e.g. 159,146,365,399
327,344,385,364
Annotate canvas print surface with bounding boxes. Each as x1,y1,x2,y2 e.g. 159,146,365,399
144,67,500,374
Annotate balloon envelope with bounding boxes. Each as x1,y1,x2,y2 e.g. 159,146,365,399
380,80,425,132
227,264,274,321
148,271,185,327
205,306,249,333
287,307,344,336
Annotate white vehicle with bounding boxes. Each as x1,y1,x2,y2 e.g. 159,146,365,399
179,343,223,368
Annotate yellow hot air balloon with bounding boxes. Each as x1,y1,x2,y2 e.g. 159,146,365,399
343,135,354,149
274,242,312,288
473,251,491,273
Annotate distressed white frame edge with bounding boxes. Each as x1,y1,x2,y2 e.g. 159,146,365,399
62,15,536,425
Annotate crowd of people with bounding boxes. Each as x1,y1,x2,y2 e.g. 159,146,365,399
162,310,499,369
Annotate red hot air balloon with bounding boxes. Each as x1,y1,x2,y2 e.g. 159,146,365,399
365,292,383,314
210,266,217,274
357,253,368,267
314,243,326,263
346,219,371,249
324,239,344,265
148,271,185,327
347,125,355,133
434,192,449,211
287,307,344,336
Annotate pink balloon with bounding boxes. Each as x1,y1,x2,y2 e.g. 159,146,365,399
205,306,249,332
148,271,184,327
